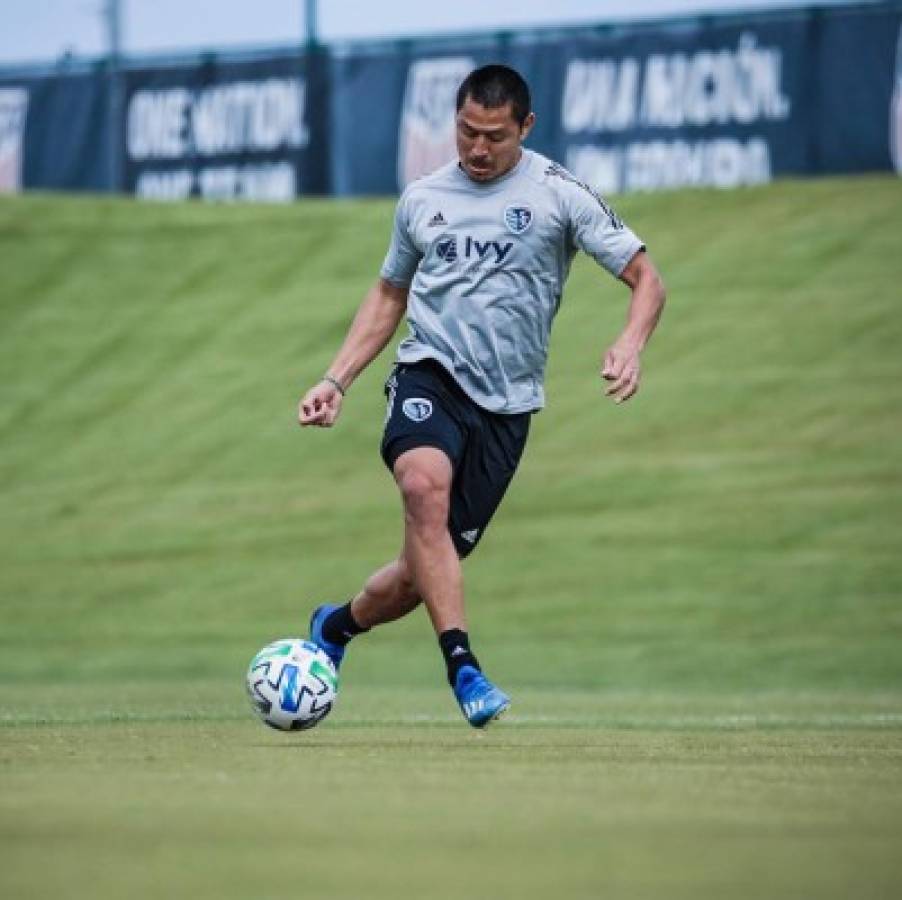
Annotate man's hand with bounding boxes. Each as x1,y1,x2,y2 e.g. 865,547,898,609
298,380,344,427
601,342,641,404
296,279,408,430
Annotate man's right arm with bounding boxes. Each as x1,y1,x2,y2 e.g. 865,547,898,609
298,278,409,427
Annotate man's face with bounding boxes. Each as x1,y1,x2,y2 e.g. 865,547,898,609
455,97,535,183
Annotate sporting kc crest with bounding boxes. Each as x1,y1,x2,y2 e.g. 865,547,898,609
402,397,433,422
504,205,533,234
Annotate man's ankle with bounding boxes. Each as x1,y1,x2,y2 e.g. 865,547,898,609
322,602,369,646
438,628,480,686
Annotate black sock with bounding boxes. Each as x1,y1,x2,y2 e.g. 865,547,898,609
322,602,369,646
439,629,480,687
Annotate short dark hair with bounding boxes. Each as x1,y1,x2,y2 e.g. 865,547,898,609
456,64,532,126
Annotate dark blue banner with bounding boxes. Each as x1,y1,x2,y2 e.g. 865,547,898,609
815,4,902,173
123,51,329,200
538,16,814,193
0,69,111,193
2,2,901,198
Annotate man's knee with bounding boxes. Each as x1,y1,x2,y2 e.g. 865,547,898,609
394,449,452,527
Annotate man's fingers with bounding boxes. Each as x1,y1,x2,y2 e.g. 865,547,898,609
600,345,641,404
299,399,318,424
604,368,631,395
612,372,640,404
601,351,621,380
299,397,327,426
604,366,640,402
299,394,342,427
614,384,638,404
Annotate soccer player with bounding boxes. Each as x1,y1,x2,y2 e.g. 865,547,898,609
298,64,665,727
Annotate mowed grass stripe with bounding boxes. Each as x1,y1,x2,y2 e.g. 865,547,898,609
4,712,902,729
2,683,901,730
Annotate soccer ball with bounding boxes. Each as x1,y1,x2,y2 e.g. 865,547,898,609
245,639,339,731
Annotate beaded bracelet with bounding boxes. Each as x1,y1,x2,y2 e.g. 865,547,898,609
322,375,346,396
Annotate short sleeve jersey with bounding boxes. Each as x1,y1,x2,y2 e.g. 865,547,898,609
380,149,645,414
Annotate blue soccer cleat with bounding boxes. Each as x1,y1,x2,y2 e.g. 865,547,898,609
453,665,510,728
308,604,346,672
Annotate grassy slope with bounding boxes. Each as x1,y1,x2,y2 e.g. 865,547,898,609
1,180,901,899
1,179,900,690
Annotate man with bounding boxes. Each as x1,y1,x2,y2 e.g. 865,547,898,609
298,64,665,728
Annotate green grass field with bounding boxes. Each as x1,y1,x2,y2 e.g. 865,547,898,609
1,178,901,899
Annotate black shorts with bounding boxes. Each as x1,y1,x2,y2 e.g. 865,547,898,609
380,359,531,558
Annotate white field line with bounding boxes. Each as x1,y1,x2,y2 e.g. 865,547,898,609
351,712,902,728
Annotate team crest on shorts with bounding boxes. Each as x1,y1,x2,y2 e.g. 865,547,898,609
504,205,533,234
402,397,433,422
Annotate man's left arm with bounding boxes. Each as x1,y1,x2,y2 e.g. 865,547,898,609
601,250,666,404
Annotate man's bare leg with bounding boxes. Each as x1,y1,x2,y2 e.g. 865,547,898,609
391,446,466,635
311,446,460,656
349,557,421,628
386,445,509,724
347,442,461,629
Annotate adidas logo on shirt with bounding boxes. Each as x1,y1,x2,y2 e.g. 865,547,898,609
427,211,446,227
460,529,479,544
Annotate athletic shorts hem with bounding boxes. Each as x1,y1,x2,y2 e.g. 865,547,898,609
381,434,457,473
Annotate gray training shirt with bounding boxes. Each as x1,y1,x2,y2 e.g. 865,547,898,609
380,148,645,414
